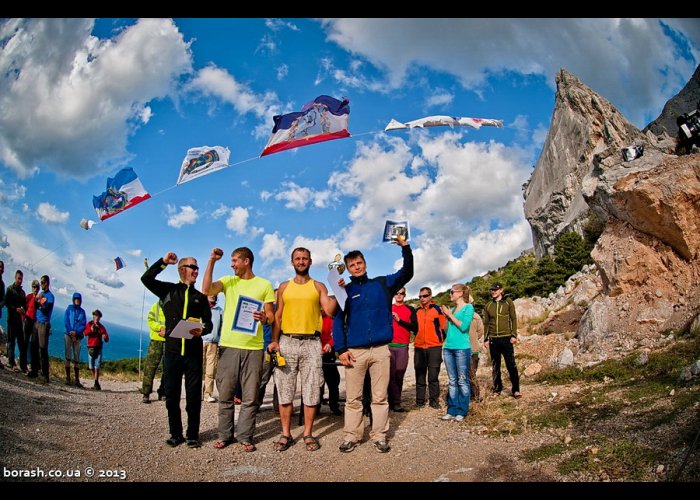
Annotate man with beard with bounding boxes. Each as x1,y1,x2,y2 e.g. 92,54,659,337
267,248,337,452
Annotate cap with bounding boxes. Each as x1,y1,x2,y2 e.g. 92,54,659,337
489,282,503,291
92,309,103,318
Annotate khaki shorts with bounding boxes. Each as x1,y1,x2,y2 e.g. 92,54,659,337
274,335,323,406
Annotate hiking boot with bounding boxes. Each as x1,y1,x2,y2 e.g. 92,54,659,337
339,441,357,453
166,436,185,447
65,378,72,386
391,405,406,413
74,380,84,389
186,439,201,448
373,441,390,453
93,381,101,391
429,401,440,409
142,394,151,404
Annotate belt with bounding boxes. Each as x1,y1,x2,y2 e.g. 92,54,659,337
283,334,320,340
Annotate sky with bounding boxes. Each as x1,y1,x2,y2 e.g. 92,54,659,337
0,18,698,330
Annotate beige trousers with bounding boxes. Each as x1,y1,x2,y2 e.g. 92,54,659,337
202,342,218,399
343,344,391,443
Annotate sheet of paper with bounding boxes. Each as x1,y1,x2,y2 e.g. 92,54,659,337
170,319,203,339
233,295,264,335
327,267,348,311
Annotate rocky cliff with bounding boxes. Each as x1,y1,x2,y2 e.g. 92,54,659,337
523,69,644,258
524,67,700,361
644,64,700,138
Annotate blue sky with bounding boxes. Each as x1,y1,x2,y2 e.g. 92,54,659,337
1,18,698,329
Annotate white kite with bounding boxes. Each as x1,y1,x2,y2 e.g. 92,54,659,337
80,218,96,230
385,115,503,131
176,146,231,185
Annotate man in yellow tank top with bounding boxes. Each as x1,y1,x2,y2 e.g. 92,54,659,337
267,247,338,452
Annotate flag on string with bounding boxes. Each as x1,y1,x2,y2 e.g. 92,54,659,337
176,146,231,185
260,95,350,157
93,168,151,221
384,115,503,131
114,257,126,271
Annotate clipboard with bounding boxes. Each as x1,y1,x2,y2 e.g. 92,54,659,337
170,319,204,339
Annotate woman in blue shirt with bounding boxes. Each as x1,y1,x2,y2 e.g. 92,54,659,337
440,284,474,421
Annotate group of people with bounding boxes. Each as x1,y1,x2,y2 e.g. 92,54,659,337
0,261,110,390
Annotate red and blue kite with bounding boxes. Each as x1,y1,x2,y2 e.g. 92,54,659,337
260,95,350,157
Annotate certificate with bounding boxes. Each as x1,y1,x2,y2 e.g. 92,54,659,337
170,319,204,339
327,267,348,311
233,295,264,335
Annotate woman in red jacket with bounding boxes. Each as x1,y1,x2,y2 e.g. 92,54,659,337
84,309,109,390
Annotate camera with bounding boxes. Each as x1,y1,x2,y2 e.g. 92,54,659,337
676,102,700,155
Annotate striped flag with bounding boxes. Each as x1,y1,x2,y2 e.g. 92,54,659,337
114,257,126,271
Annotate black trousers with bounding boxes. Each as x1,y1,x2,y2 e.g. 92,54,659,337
7,315,23,369
29,321,50,380
414,346,443,404
23,318,35,371
488,337,520,394
322,349,340,410
163,349,203,440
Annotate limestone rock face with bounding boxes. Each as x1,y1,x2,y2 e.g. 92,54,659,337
644,64,700,138
523,69,644,257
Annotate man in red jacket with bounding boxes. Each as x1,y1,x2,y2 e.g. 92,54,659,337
84,309,109,391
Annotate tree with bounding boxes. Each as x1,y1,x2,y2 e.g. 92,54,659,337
554,231,592,276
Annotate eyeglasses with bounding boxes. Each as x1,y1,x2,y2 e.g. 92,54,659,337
419,294,431,299
395,291,406,296
180,264,199,271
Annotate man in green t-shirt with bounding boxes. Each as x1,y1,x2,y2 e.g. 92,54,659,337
202,246,275,453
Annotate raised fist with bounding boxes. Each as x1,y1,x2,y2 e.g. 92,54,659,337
163,252,178,265
211,248,224,261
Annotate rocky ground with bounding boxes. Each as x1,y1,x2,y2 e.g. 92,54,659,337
0,334,696,483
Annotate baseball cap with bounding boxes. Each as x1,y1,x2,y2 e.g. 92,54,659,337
489,282,503,291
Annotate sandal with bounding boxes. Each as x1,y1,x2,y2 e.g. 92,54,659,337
303,435,321,452
273,435,294,452
240,441,257,452
213,439,235,449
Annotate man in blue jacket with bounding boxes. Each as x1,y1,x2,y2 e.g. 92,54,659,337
64,292,87,387
28,275,54,383
333,237,413,453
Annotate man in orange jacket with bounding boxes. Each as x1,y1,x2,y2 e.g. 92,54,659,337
413,287,446,409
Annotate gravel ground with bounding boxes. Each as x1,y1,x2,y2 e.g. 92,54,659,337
0,346,563,483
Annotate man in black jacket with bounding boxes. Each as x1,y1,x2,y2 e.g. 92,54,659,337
142,251,212,448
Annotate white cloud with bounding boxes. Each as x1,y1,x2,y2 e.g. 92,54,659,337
260,191,273,202
0,18,192,178
0,180,27,204
126,249,142,257
36,202,69,224
167,205,198,228
510,115,530,143
211,203,230,218
226,206,249,234
425,90,454,109
272,181,332,210
257,34,276,53
140,106,153,124
319,18,697,126
265,19,299,32
276,64,289,80
86,269,124,288
188,64,283,139
260,232,288,263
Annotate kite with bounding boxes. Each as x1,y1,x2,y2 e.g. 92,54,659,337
385,115,503,131
79,218,96,230
261,95,350,157
92,168,151,221
114,257,126,271
176,146,231,185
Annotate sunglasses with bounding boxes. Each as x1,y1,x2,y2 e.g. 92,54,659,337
395,291,406,296
180,264,199,271
450,290,461,294
419,294,431,298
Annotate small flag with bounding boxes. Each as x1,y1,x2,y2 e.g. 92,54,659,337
114,257,126,271
93,167,151,221
176,146,231,185
143,258,149,269
260,95,350,157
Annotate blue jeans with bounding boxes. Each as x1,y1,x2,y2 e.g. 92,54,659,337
443,348,471,417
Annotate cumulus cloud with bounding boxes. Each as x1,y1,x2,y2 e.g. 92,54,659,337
167,204,198,228
270,181,332,210
188,64,284,139
36,202,69,224
0,18,192,178
425,90,454,109
86,269,124,288
0,180,27,204
265,19,299,32
260,232,288,262
226,206,249,234
126,249,142,257
319,18,697,126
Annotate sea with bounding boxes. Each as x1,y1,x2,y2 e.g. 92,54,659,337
1,317,148,362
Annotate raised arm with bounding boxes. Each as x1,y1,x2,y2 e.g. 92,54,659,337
202,247,224,296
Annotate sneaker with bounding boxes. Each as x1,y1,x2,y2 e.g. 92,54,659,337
373,441,390,453
454,415,464,422
339,441,357,453
441,414,455,421
429,401,441,409
166,436,185,447
186,439,201,448
206,396,217,403
142,394,151,404
391,405,406,413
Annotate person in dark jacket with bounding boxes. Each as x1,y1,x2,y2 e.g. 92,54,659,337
141,251,212,449
333,236,413,454
5,270,26,372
